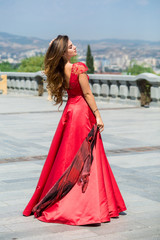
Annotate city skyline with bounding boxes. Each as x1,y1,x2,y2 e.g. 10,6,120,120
0,31,159,73
0,0,160,42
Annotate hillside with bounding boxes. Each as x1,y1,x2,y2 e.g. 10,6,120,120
0,32,160,65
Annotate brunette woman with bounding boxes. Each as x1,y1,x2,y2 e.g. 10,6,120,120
23,35,127,225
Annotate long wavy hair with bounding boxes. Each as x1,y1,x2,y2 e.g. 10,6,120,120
44,35,69,107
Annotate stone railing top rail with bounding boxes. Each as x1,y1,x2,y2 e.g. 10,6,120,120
0,71,45,79
89,72,160,83
0,71,160,83
134,73,160,82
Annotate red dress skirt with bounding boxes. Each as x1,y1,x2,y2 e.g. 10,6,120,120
23,62,127,225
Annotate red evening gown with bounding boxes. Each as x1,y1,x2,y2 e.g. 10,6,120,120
23,62,127,225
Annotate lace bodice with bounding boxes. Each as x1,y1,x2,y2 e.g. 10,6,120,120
67,62,89,98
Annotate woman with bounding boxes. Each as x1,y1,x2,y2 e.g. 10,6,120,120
23,35,127,225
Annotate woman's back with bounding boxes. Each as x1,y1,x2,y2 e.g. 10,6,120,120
65,62,89,98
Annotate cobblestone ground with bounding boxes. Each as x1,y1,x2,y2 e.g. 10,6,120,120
0,94,160,240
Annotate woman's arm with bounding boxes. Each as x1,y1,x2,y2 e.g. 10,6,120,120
79,73,104,132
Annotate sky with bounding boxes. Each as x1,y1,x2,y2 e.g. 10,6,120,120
0,0,160,41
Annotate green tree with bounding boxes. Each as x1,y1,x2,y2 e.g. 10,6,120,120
127,59,155,75
0,62,19,72
17,55,44,72
17,54,78,72
86,45,94,73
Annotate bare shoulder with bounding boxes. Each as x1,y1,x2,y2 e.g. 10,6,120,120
64,63,73,80
64,62,73,72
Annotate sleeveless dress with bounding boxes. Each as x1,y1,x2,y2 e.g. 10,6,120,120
23,62,127,225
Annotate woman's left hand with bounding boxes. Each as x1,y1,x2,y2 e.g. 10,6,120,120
49,38,56,46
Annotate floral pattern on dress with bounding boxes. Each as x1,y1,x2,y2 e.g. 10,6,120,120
71,62,88,75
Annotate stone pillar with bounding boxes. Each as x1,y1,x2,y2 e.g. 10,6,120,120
150,83,160,107
92,83,100,96
119,80,128,104
109,81,119,103
19,79,25,94
15,79,21,90
31,80,38,93
128,79,140,106
100,83,109,97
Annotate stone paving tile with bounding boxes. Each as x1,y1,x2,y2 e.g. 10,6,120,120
0,229,97,240
0,215,36,225
0,181,36,192
2,177,38,184
0,94,135,113
0,95,160,239
120,226,160,240
0,155,159,239
0,201,8,207
0,155,47,164
109,152,160,169
1,146,160,164
1,96,160,161
74,226,160,240
0,190,32,202
0,225,12,233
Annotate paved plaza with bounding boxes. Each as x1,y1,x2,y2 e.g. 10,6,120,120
0,94,160,240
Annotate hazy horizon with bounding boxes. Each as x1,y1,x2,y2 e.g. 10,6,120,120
1,31,160,43
0,0,159,42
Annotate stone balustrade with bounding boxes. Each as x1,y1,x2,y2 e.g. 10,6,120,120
89,73,160,107
0,71,45,96
0,71,160,107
